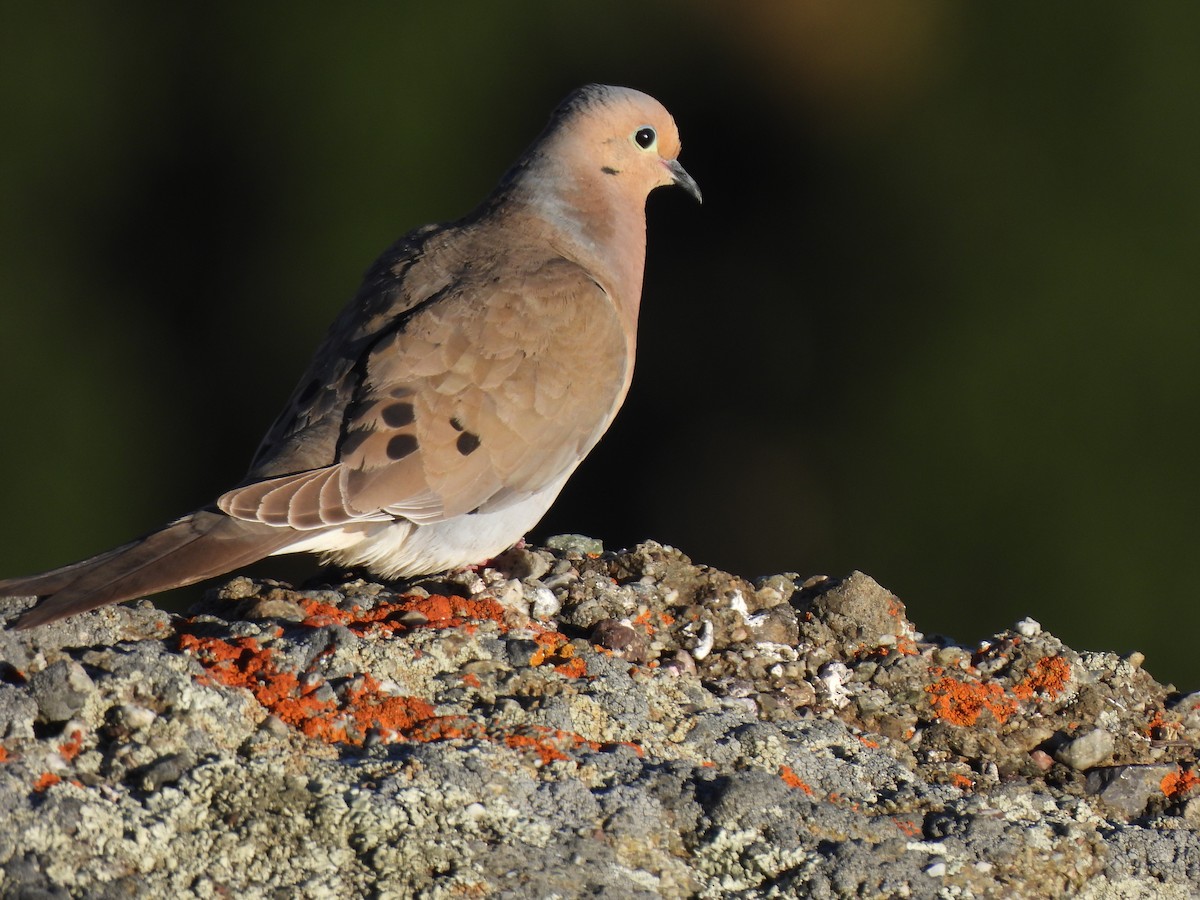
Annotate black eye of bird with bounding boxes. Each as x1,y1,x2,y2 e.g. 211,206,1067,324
634,127,656,149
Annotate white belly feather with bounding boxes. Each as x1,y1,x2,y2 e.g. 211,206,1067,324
269,471,571,578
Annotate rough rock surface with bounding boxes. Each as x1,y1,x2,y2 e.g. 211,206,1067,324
1,539,1198,898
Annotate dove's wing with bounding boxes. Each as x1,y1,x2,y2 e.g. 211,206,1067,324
218,255,629,531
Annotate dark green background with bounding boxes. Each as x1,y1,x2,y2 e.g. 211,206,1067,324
2,5,1198,687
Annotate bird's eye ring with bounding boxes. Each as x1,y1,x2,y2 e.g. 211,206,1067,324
633,127,657,150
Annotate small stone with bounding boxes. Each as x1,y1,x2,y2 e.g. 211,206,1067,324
663,650,697,676
1169,692,1200,730
745,605,799,644
1015,617,1042,637
489,578,527,613
591,619,648,663
816,661,852,708
0,684,38,740
1086,764,1177,818
542,569,578,591
689,621,714,660
544,534,604,555
506,639,540,667
239,596,306,622
28,660,94,724
115,704,157,732
395,609,430,627
528,584,561,620
490,547,554,580
216,576,261,601
1029,749,1055,771
138,751,195,792
924,859,947,878
259,715,292,738
1054,728,1115,771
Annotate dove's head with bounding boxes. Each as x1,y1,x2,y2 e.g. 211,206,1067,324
501,84,701,223
496,84,698,311
548,84,702,205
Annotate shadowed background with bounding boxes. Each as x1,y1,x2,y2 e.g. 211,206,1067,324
2,5,1198,685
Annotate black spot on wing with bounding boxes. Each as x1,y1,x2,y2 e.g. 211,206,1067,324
456,432,481,456
601,166,619,175
386,434,419,460
449,417,464,432
381,402,415,427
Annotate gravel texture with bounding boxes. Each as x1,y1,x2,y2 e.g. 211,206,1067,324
1,538,1198,898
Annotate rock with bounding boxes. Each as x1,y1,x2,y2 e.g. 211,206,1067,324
590,619,649,662
1054,728,1115,771
0,540,1197,897
1086,764,1180,818
27,660,93,724
544,533,604,555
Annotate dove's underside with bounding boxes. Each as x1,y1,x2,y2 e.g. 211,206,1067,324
0,83,700,629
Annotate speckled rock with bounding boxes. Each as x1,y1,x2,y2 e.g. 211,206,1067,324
0,539,1197,898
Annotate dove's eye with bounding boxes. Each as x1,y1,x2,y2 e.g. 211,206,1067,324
633,127,657,150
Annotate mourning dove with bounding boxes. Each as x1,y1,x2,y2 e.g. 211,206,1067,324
2,83,700,630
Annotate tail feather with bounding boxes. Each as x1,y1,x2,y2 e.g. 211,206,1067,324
2,510,297,630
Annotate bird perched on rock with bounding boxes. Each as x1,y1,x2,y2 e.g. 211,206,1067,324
1,84,700,630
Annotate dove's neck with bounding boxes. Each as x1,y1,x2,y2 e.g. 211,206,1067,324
493,152,648,328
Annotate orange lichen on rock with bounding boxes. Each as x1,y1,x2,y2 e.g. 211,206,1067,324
32,772,60,792
1161,767,1200,799
926,677,1017,726
1143,709,1181,739
529,632,589,677
553,657,588,678
178,629,611,762
1011,656,1071,701
179,632,446,746
500,726,603,765
295,592,515,636
779,765,814,794
892,818,921,838
951,773,974,790
928,655,1072,727
307,674,440,745
58,730,84,762
0,746,9,763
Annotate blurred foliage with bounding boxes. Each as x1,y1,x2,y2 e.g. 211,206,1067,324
2,4,1198,685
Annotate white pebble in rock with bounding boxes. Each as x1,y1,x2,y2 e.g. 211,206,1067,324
817,661,852,709
1054,728,1115,771
689,620,714,660
544,534,604,555
115,704,157,732
529,584,561,620
1015,617,1042,637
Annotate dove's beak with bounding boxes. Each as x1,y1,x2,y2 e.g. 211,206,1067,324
665,159,702,204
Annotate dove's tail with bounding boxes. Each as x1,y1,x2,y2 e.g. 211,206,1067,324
1,510,297,630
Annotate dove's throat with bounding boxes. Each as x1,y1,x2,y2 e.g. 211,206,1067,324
498,162,648,329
